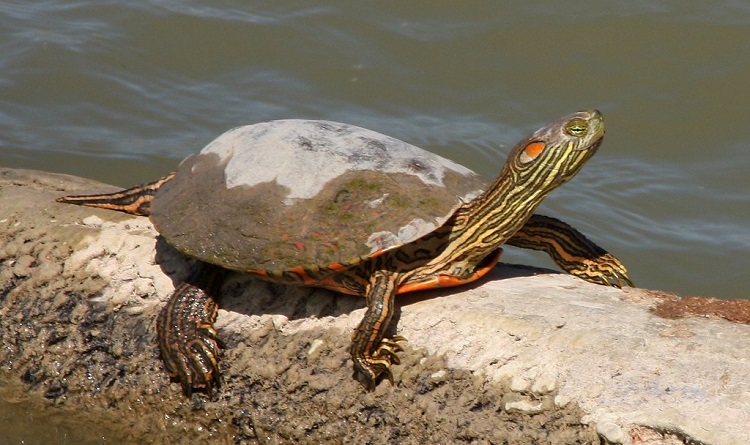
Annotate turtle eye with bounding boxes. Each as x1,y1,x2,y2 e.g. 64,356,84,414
564,118,589,137
519,141,546,164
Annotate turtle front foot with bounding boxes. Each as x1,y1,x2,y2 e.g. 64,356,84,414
508,215,635,288
351,335,407,390
157,282,225,397
573,253,634,288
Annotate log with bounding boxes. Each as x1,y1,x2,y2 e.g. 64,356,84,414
1,167,748,445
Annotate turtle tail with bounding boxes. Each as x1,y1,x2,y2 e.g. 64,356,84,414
56,173,175,217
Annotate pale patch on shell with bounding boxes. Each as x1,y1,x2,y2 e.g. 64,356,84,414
365,218,436,254
367,193,389,209
195,120,477,203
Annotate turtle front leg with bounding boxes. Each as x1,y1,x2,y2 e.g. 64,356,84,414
350,269,407,390
156,263,226,396
508,214,634,288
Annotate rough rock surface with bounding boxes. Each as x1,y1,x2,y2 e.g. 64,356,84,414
1,168,748,445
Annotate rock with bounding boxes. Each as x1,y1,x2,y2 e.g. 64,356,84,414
1,167,749,445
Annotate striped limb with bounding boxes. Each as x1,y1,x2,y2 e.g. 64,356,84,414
508,214,633,288
56,173,175,216
156,264,226,396
350,269,407,390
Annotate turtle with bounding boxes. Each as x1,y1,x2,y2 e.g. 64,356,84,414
57,110,633,395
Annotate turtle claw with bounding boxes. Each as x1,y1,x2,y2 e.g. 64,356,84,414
352,335,408,390
588,253,634,288
374,335,407,365
608,270,634,289
376,335,406,354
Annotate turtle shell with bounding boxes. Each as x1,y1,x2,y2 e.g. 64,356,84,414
151,120,486,273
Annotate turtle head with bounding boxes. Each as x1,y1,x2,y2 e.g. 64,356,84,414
506,110,604,190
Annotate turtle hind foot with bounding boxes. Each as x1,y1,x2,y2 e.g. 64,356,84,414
56,173,175,216
351,335,407,391
157,280,225,398
172,324,225,398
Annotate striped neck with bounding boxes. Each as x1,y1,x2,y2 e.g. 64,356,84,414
442,110,604,265
447,164,552,262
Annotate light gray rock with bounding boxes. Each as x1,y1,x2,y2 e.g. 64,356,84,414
1,167,748,445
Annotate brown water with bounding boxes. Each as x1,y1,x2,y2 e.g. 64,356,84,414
1,1,749,442
0,377,128,445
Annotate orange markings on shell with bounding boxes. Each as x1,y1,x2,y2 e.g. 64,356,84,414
327,262,347,271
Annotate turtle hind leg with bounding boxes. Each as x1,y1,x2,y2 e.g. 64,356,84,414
157,263,226,397
508,214,634,288
56,173,175,217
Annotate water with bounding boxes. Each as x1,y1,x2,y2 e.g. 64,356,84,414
0,377,126,445
0,1,748,441
5,1,748,299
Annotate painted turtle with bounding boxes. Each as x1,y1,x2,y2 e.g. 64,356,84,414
58,111,632,395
